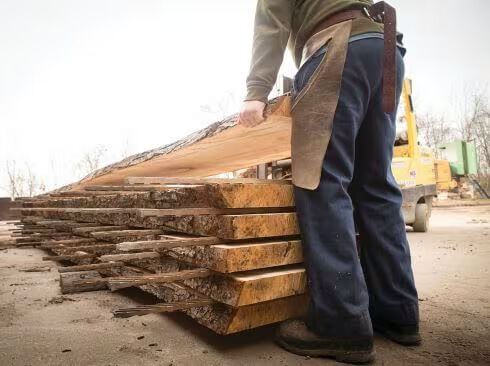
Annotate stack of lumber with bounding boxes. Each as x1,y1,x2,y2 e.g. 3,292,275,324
0,220,22,248
11,177,308,335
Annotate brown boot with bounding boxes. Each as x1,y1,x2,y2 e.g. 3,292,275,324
275,320,375,364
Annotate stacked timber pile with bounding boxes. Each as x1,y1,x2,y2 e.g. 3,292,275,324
10,177,308,335
0,220,21,248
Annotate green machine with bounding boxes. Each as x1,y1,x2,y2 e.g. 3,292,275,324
438,140,478,176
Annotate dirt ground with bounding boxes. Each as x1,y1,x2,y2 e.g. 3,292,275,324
0,205,489,366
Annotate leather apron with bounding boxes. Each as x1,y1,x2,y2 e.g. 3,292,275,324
291,20,353,190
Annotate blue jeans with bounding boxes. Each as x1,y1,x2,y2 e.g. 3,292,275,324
293,38,419,338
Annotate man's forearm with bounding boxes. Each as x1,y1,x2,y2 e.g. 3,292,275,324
245,0,294,103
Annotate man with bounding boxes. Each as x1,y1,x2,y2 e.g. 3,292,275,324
238,0,420,363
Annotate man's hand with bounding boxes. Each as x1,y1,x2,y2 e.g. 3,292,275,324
238,100,267,128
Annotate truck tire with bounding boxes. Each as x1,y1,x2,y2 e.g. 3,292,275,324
413,203,429,232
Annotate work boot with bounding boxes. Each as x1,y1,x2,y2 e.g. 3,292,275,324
275,320,375,364
373,319,421,346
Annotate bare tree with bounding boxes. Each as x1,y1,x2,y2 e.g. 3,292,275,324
76,145,108,177
455,86,490,175
120,138,133,160
416,113,455,159
449,84,490,193
5,160,25,200
200,91,238,120
25,164,39,197
3,161,45,199
49,156,61,190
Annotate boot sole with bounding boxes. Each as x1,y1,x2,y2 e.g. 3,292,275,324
374,328,422,346
276,337,375,364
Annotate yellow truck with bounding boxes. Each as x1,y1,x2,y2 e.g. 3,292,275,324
434,160,457,192
392,79,438,232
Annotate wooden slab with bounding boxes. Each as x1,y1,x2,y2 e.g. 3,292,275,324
90,229,163,242
83,185,202,191
16,208,300,239
125,177,292,185
226,294,308,334
166,239,303,273
52,191,133,197
192,213,299,239
38,183,295,209
60,96,291,191
183,265,307,306
36,193,152,209
15,207,290,216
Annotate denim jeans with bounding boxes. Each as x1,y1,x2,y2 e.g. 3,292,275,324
293,38,419,338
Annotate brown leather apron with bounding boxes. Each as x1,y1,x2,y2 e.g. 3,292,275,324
291,20,352,190
291,2,397,190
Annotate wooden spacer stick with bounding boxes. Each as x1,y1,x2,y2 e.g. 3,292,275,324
116,236,222,252
58,261,124,273
112,299,214,318
107,268,211,291
43,253,96,261
16,242,43,247
51,243,117,253
91,229,163,240
99,252,160,262
40,238,97,249
72,226,128,235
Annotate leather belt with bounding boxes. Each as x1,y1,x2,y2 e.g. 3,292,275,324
301,10,364,68
305,2,398,113
309,9,365,39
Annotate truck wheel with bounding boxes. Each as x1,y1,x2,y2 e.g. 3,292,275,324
413,203,429,232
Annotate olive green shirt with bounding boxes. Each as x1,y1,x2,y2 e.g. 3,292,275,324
245,0,383,103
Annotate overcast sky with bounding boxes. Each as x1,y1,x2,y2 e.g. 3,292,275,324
0,0,488,196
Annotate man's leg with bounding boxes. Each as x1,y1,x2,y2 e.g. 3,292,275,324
350,46,420,345
291,39,386,338
276,40,379,363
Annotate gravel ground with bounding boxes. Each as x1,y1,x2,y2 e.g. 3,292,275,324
0,205,489,366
